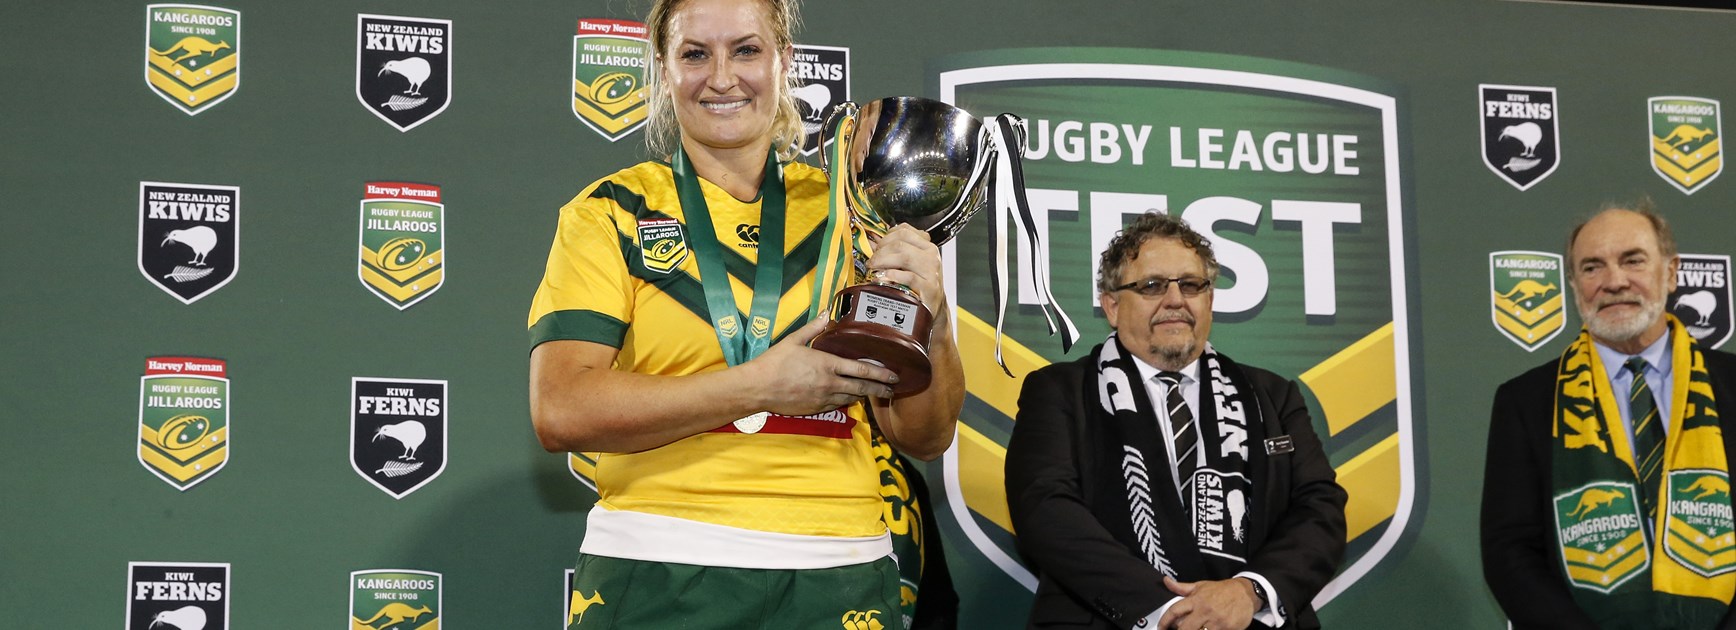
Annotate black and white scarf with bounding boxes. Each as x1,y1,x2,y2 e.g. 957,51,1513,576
1084,333,1270,579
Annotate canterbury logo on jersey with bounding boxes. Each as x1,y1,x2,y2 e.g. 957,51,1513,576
736,223,760,247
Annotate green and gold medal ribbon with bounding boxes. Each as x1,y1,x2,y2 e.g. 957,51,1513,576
809,114,870,321
671,146,786,366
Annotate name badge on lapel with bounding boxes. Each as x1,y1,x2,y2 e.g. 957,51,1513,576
1264,435,1295,455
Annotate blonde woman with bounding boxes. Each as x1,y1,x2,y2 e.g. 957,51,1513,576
528,0,963,626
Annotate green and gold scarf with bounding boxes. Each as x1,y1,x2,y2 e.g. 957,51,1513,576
1551,315,1734,627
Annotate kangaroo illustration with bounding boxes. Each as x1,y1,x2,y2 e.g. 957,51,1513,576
1499,280,1558,307
1569,488,1627,519
1661,125,1716,149
150,37,230,64
356,603,431,629
1685,475,1731,500
568,589,605,625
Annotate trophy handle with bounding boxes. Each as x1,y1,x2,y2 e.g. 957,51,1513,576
819,101,860,176
999,113,1029,158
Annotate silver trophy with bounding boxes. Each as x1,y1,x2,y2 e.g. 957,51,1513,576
810,96,1076,395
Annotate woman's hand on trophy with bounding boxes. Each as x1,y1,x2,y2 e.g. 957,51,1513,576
746,313,899,415
866,225,948,315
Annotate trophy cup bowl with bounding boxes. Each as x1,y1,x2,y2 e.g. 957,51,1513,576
809,96,998,396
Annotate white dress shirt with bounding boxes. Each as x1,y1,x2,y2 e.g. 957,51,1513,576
1126,354,1284,628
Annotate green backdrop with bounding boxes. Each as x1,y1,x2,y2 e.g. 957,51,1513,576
5,0,1736,627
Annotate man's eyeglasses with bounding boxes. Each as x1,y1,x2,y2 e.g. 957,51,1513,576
1110,276,1213,297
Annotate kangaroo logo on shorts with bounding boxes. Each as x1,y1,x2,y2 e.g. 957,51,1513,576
145,4,239,115
126,562,229,629
1651,97,1722,194
358,14,451,132
1480,85,1559,191
350,569,440,629
791,44,849,156
565,569,607,627
573,19,648,141
351,377,447,499
139,357,230,491
1664,470,1736,577
1490,251,1565,352
636,218,687,274
1553,481,1648,593
139,182,239,304
1673,254,1733,349
359,182,445,309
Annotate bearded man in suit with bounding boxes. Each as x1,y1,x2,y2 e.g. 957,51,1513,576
1483,202,1736,628
1007,211,1347,630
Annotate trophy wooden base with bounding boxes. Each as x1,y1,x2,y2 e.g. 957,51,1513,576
810,283,933,396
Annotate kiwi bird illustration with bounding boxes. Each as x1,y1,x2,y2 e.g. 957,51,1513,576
1676,290,1718,327
373,420,427,460
149,606,207,630
379,57,432,96
1499,122,1544,158
162,226,219,266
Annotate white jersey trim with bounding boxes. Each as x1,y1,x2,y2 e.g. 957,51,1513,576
579,506,892,569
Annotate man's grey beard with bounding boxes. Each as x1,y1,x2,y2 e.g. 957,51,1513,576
1148,338,1197,372
1580,293,1664,345
1145,309,1198,371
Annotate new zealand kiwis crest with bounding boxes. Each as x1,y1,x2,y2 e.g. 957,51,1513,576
139,181,238,304
357,14,451,132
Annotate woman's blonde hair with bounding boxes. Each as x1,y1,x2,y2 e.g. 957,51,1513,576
642,0,805,163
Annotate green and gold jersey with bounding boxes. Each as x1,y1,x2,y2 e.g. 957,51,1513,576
528,160,881,538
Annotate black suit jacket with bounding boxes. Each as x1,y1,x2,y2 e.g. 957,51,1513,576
1006,355,1348,629
1481,345,1736,629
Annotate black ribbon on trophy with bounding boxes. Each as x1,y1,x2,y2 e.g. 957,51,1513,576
810,96,1079,391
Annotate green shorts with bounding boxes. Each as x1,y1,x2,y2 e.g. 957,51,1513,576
566,553,902,630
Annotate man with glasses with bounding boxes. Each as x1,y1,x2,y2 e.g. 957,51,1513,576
1482,203,1736,628
1006,211,1347,630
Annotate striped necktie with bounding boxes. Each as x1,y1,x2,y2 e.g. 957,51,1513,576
1626,356,1666,520
1157,371,1198,485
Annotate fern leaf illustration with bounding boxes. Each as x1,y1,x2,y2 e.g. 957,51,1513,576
1121,446,1174,577
375,460,425,478
164,266,214,283
381,96,429,111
